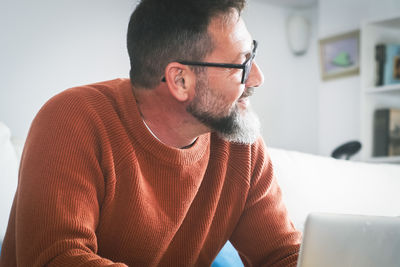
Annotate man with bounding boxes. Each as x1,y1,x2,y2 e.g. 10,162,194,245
0,0,301,266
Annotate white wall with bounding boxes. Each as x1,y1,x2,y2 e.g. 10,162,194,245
317,0,400,156
3,0,400,157
247,0,400,157
244,1,319,154
0,0,134,139
0,0,320,154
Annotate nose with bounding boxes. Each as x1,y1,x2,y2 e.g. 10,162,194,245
245,61,264,88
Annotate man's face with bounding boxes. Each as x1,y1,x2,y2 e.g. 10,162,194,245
186,13,264,144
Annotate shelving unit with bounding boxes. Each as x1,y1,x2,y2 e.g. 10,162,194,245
366,155,400,164
360,14,400,164
366,84,400,94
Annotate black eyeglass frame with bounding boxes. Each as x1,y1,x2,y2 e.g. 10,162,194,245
162,40,258,84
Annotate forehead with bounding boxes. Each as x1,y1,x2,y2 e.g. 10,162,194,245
206,12,253,60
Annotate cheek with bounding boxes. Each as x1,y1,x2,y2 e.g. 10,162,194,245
208,73,244,103
224,83,244,105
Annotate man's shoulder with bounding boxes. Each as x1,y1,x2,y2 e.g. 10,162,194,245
40,78,131,114
28,78,133,138
52,78,129,101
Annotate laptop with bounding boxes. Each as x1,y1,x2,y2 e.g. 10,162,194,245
297,213,400,267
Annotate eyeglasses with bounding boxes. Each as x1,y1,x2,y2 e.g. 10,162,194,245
162,40,258,84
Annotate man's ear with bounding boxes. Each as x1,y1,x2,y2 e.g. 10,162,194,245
164,62,195,102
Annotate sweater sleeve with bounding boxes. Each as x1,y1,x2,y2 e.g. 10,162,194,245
13,91,127,267
229,139,301,267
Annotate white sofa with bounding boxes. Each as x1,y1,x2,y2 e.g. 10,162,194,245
269,148,400,231
0,122,21,244
1,121,400,245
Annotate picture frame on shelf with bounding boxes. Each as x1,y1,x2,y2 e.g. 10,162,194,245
375,43,400,86
319,30,360,81
389,109,400,156
373,108,400,157
393,55,400,80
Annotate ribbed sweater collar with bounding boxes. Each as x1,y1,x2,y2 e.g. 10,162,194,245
117,78,210,165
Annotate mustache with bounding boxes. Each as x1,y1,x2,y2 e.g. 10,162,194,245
241,87,255,98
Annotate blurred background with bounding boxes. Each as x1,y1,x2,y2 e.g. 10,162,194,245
1,0,400,159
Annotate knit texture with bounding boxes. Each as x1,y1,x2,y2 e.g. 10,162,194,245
0,78,301,266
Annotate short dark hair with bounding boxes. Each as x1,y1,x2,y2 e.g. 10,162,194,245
127,0,246,89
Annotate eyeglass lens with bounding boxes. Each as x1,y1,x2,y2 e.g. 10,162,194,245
242,55,254,84
242,41,257,84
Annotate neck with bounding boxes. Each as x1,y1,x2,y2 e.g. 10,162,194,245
133,85,208,149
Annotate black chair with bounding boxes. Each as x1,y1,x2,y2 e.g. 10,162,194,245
331,141,362,160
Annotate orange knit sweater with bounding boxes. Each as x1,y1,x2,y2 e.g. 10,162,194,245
0,79,300,267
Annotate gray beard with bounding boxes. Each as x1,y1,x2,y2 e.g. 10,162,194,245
215,105,261,144
186,86,261,144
